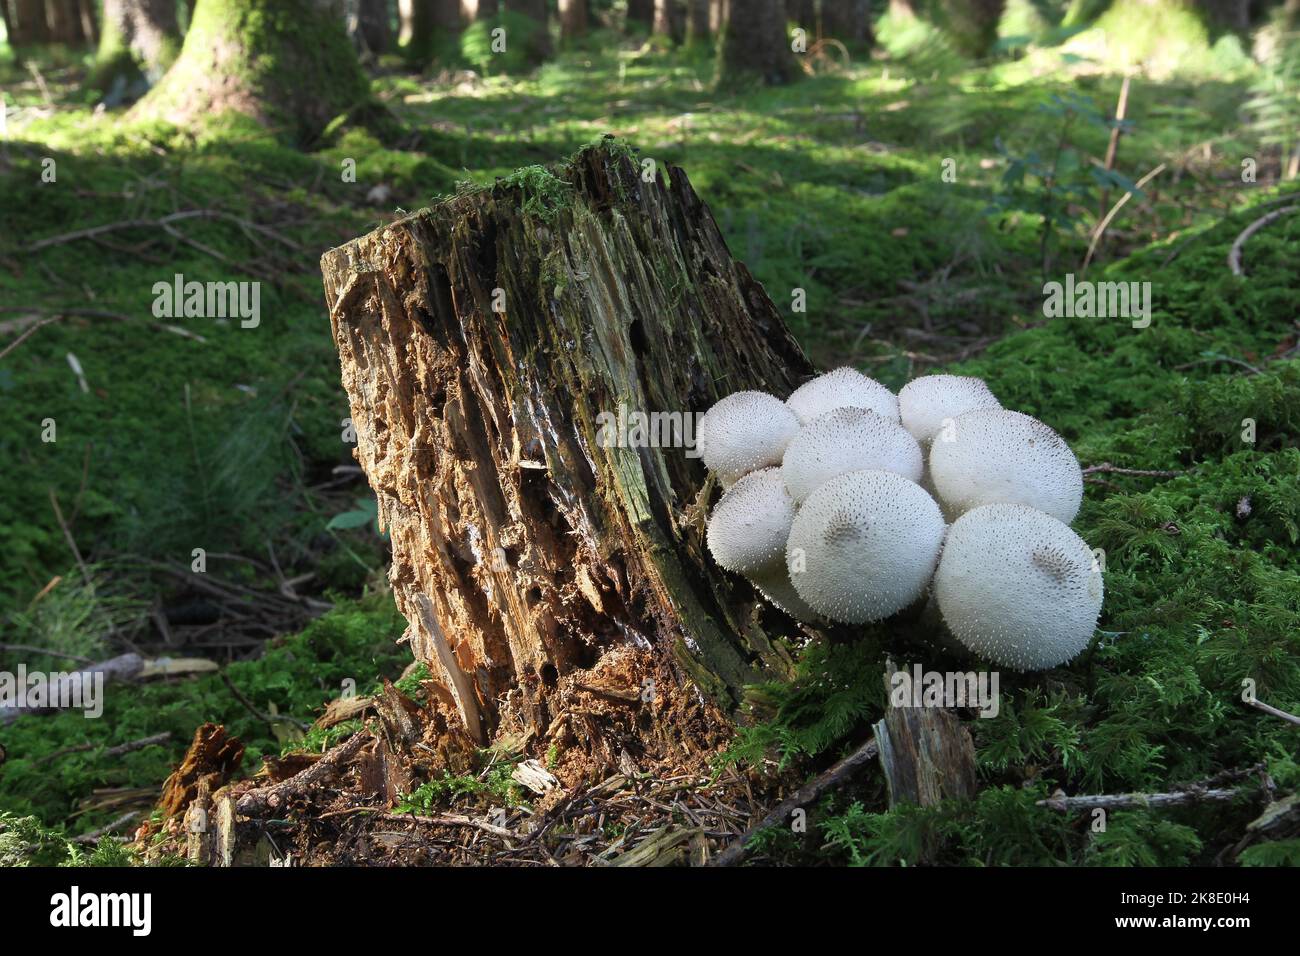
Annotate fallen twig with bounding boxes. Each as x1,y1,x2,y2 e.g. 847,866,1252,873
236,731,371,817
1228,205,1298,277
1244,697,1300,727
713,735,879,867
36,731,172,766
1082,462,1184,478
322,807,516,841
1173,356,1262,375
73,811,140,845
1038,786,1244,812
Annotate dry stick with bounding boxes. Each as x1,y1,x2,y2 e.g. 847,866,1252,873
0,316,60,361
47,489,91,587
1097,75,1132,218
37,731,172,767
1244,697,1300,728
236,731,371,817
0,643,97,665
1038,787,1244,812
1173,356,1263,376
713,736,879,867
1082,462,1184,478
322,807,516,840
74,811,140,845
1228,205,1299,277
1082,162,1166,274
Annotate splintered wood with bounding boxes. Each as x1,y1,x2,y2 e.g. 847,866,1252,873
320,142,814,750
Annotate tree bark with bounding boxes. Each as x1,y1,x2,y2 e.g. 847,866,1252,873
3,0,52,47
94,0,181,89
716,0,796,86
628,0,654,28
684,0,710,45
558,0,587,42
357,0,392,53
44,0,96,45
133,0,370,145
653,0,678,39
320,142,813,750
508,0,552,59
821,0,874,47
936,0,1005,57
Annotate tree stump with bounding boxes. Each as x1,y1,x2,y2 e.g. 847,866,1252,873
321,141,814,751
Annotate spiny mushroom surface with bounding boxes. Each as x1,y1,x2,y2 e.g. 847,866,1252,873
697,391,800,486
705,467,796,575
785,367,899,425
748,564,820,623
933,503,1103,670
781,407,923,503
928,408,1083,523
786,470,946,624
898,374,1001,445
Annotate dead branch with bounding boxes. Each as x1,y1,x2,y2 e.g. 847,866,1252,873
36,731,172,766
73,811,140,845
1244,696,1300,727
1082,462,1185,478
1228,205,1298,277
713,735,879,867
1038,786,1244,812
1173,356,1263,375
236,731,371,817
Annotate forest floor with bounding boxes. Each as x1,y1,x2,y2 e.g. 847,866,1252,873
1,27,1297,865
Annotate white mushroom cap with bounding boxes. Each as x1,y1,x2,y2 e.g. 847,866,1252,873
786,470,946,624
898,374,1001,445
697,391,800,486
786,367,899,425
781,407,923,503
928,408,1083,523
933,503,1103,670
747,565,820,623
706,467,796,575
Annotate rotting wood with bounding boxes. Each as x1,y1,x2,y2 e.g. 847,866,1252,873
320,140,816,750
235,731,371,817
157,723,244,819
873,662,977,809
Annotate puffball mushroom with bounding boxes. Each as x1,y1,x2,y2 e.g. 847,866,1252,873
697,391,800,486
928,408,1083,524
781,407,923,503
786,367,899,425
933,503,1103,670
748,565,820,623
786,470,946,624
898,374,1001,445
706,467,796,575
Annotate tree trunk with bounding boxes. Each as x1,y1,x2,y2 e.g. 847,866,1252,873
684,0,710,45
133,0,370,145
320,142,813,752
461,0,499,18
936,0,1005,57
716,0,796,86
94,0,181,91
786,0,816,30
504,0,552,58
821,0,874,47
558,0,587,42
44,0,95,45
628,0,654,29
399,0,461,60
4,0,52,46
652,0,677,38
356,0,391,54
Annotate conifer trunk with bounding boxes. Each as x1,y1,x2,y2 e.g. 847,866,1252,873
320,143,814,749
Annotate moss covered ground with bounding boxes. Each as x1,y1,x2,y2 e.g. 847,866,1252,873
1,25,1296,864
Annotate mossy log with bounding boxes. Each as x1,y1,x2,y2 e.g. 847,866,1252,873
321,142,814,747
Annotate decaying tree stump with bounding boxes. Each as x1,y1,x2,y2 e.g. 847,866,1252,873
321,141,815,750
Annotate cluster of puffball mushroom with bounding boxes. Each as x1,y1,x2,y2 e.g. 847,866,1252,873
698,368,1104,671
